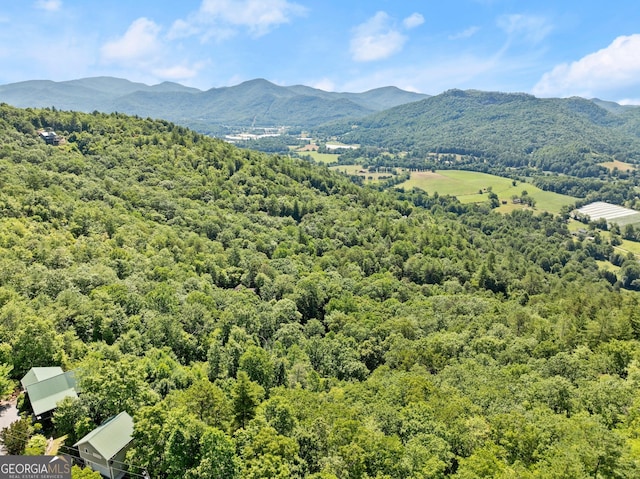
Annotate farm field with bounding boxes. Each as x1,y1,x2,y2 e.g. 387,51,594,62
299,150,339,164
400,170,577,214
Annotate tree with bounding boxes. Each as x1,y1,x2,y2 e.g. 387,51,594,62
0,416,33,455
175,380,231,430
77,352,158,424
24,434,47,455
239,346,274,390
258,396,296,436
11,319,59,378
71,465,102,479
237,421,301,479
232,371,265,430
187,428,240,479
52,396,90,445
0,363,14,399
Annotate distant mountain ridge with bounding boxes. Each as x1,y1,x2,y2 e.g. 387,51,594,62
0,76,428,132
319,88,640,173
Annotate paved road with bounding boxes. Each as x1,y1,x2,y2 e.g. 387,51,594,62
0,398,19,455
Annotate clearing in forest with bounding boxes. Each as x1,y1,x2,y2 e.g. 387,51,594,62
400,170,576,214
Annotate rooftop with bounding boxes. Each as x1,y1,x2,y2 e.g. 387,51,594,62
74,411,134,461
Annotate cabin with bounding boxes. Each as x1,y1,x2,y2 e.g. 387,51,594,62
38,130,61,145
21,367,78,420
74,412,134,479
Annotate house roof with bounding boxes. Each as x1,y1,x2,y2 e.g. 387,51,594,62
21,367,65,389
74,412,134,461
22,370,78,417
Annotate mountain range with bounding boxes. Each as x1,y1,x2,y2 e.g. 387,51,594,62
2,76,639,173
321,89,640,173
0,76,427,133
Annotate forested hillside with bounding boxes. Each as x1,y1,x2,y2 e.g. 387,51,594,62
1,104,640,478
322,89,640,177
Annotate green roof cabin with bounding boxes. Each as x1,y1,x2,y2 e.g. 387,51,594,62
74,412,134,479
20,367,78,419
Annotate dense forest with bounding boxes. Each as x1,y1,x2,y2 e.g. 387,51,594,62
1,104,640,478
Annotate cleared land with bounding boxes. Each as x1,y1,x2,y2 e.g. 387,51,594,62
600,160,636,172
400,170,577,214
299,150,340,164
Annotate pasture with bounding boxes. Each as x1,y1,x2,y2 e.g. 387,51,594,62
299,150,339,164
600,160,636,172
400,170,577,214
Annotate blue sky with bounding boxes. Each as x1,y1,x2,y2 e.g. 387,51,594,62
1,0,639,103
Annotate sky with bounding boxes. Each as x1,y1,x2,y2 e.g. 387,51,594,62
1,0,639,103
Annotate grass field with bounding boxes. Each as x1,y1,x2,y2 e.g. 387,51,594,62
613,240,640,258
299,150,340,164
597,260,621,273
400,170,577,214
600,160,636,172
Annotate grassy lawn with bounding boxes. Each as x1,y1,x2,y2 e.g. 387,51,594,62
597,260,621,273
567,220,589,232
300,150,340,164
399,170,577,214
613,240,640,258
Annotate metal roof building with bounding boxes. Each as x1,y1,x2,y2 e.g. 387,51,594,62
21,367,78,419
75,412,134,479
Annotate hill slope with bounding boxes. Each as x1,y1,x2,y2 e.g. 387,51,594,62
0,104,638,478
0,76,427,131
323,89,640,175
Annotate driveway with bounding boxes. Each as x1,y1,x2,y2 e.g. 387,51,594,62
0,398,19,455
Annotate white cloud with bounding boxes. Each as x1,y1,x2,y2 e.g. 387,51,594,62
350,11,407,62
310,78,336,92
35,0,61,12
449,26,480,40
100,18,205,84
170,0,307,40
619,99,640,106
153,63,205,81
403,13,424,30
497,14,552,44
101,18,162,64
533,34,640,98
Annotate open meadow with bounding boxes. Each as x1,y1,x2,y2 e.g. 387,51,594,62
298,150,339,164
400,170,577,214
599,159,636,172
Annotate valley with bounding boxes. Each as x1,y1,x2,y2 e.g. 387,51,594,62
1,80,640,478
